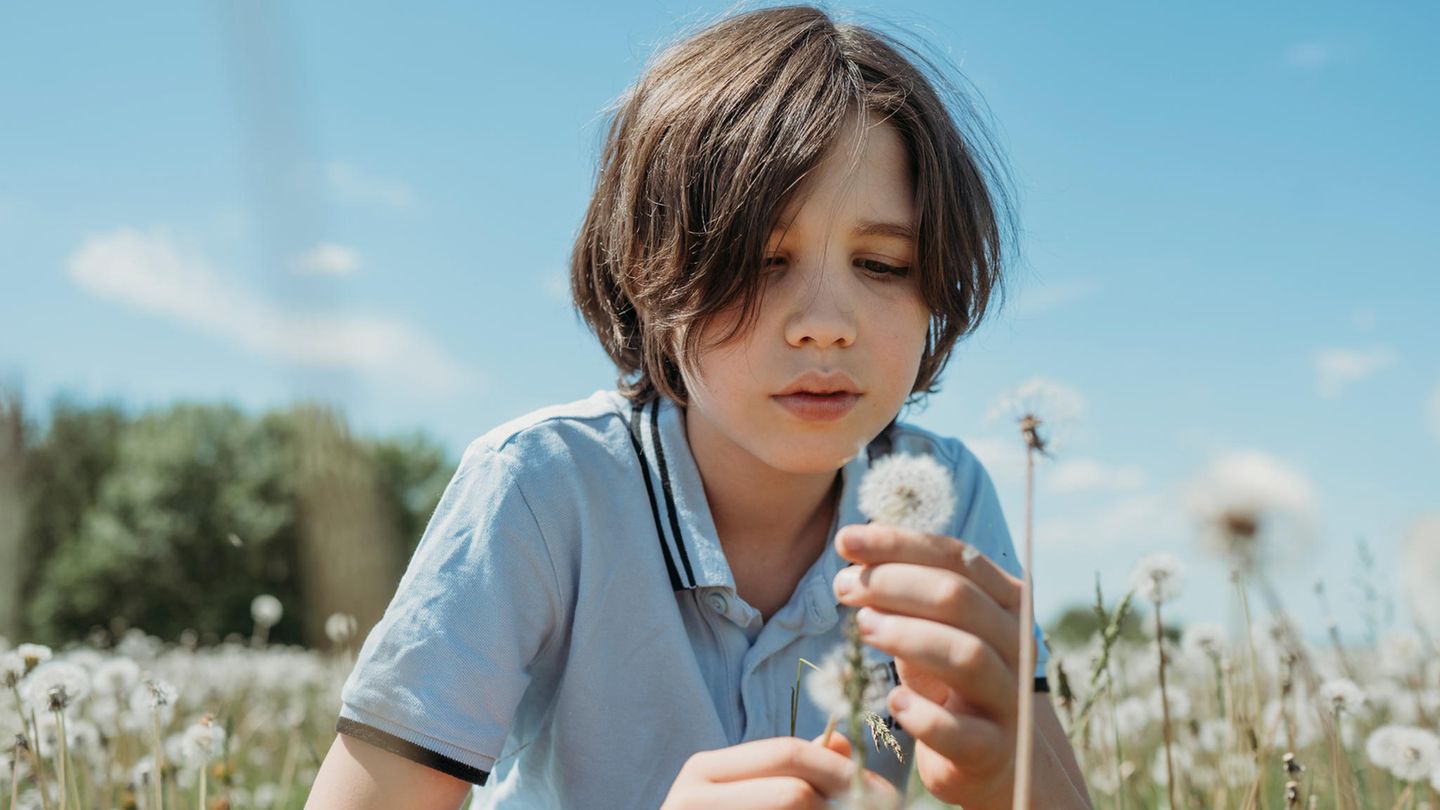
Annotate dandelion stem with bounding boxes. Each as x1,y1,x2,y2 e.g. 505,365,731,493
55,709,68,810
152,711,165,810
1011,434,1037,810
197,764,206,810
1153,605,1178,810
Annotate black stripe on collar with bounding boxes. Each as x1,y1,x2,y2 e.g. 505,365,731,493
647,397,698,589
625,398,688,590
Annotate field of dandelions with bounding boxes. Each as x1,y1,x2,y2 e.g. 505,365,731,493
3,390,1438,809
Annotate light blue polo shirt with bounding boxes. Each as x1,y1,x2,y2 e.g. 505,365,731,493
335,388,1049,808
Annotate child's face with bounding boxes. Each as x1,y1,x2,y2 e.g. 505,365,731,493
682,110,931,476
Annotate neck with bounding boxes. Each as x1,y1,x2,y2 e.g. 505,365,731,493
683,407,841,562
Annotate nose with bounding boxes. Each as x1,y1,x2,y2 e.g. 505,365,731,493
781,259,858,350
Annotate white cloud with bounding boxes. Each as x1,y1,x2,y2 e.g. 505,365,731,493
963,435,1029,488
1430,382,1440,443
324,162,417,210
292,242,361,276
1286,41,1334,70
67,226,470,394
1313,345,1395,398
1013,276,1101,318
1047,458,1147,494
1035,490,1185,554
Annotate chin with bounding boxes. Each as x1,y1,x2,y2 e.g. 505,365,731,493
754,435,860,476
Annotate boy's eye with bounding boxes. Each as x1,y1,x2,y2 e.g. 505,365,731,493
860,259,911,279
762,256,910,279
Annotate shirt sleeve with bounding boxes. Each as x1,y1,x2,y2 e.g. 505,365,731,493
335,441,564,785
950,443,1051,686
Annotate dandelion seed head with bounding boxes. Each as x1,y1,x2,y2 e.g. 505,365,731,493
15,643,52,674
93,657,142,697
804,648,888,719
1365,724,1440,782
1,651,24,688
856,453,955,534
1181,621,1227,660
250,594,284,628
1129,552,1186,604
325,612,359,645
985,377,1084,455
180,713,226,765
1319,678,1366,715
21,661,90,713
1182,450,1317,572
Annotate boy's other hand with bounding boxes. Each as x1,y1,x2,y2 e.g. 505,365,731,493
660,732,900,809
832,522,1030,808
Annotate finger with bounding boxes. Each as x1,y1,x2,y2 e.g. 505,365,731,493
834,562,1021,669
887,684,1008,774
811,730,851,759
856,608,1016,720
701,776,828,810
835,524,1023,612
698,737,855,797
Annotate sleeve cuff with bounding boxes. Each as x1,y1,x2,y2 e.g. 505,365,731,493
335,705,494,786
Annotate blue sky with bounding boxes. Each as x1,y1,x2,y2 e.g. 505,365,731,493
2,1,1437,641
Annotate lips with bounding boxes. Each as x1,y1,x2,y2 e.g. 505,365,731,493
772,391,860,421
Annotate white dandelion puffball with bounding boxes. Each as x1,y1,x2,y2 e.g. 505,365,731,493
181,717,227,765
804,647,889,719
325,612,359,645
1181,621,1227,660
857,452,955,534
985,376,1085,452
22,661,91,712
16,643,53,671
1319,678,1366,715
1400,514,1440,634
251,594,284,627
1365,724,1440,782
1182,450,1317,570
133,677,178,710
0,651,24,687
93,657,142,697
1128,552,1185,604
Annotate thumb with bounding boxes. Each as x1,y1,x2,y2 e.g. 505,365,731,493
810,727,852,758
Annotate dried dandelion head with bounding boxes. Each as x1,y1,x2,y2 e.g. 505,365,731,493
1129,552,1186,605
1182,450,1317,574
856,453,955,534
1400,513,1440,635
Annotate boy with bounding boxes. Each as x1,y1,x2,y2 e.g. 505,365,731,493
308,6,1090,808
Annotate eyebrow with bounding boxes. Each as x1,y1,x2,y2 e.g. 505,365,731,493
772,218,916,241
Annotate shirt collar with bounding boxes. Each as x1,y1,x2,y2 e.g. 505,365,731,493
624,393,893,600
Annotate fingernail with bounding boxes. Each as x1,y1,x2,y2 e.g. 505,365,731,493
856,606,885,636
833,567,858,598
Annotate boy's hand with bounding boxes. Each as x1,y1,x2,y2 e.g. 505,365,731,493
832,523,1028,809
660,731,899,809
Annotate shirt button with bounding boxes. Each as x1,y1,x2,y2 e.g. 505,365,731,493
706,591,729,613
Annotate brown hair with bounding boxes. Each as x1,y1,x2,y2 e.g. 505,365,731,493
570,4,1017,407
